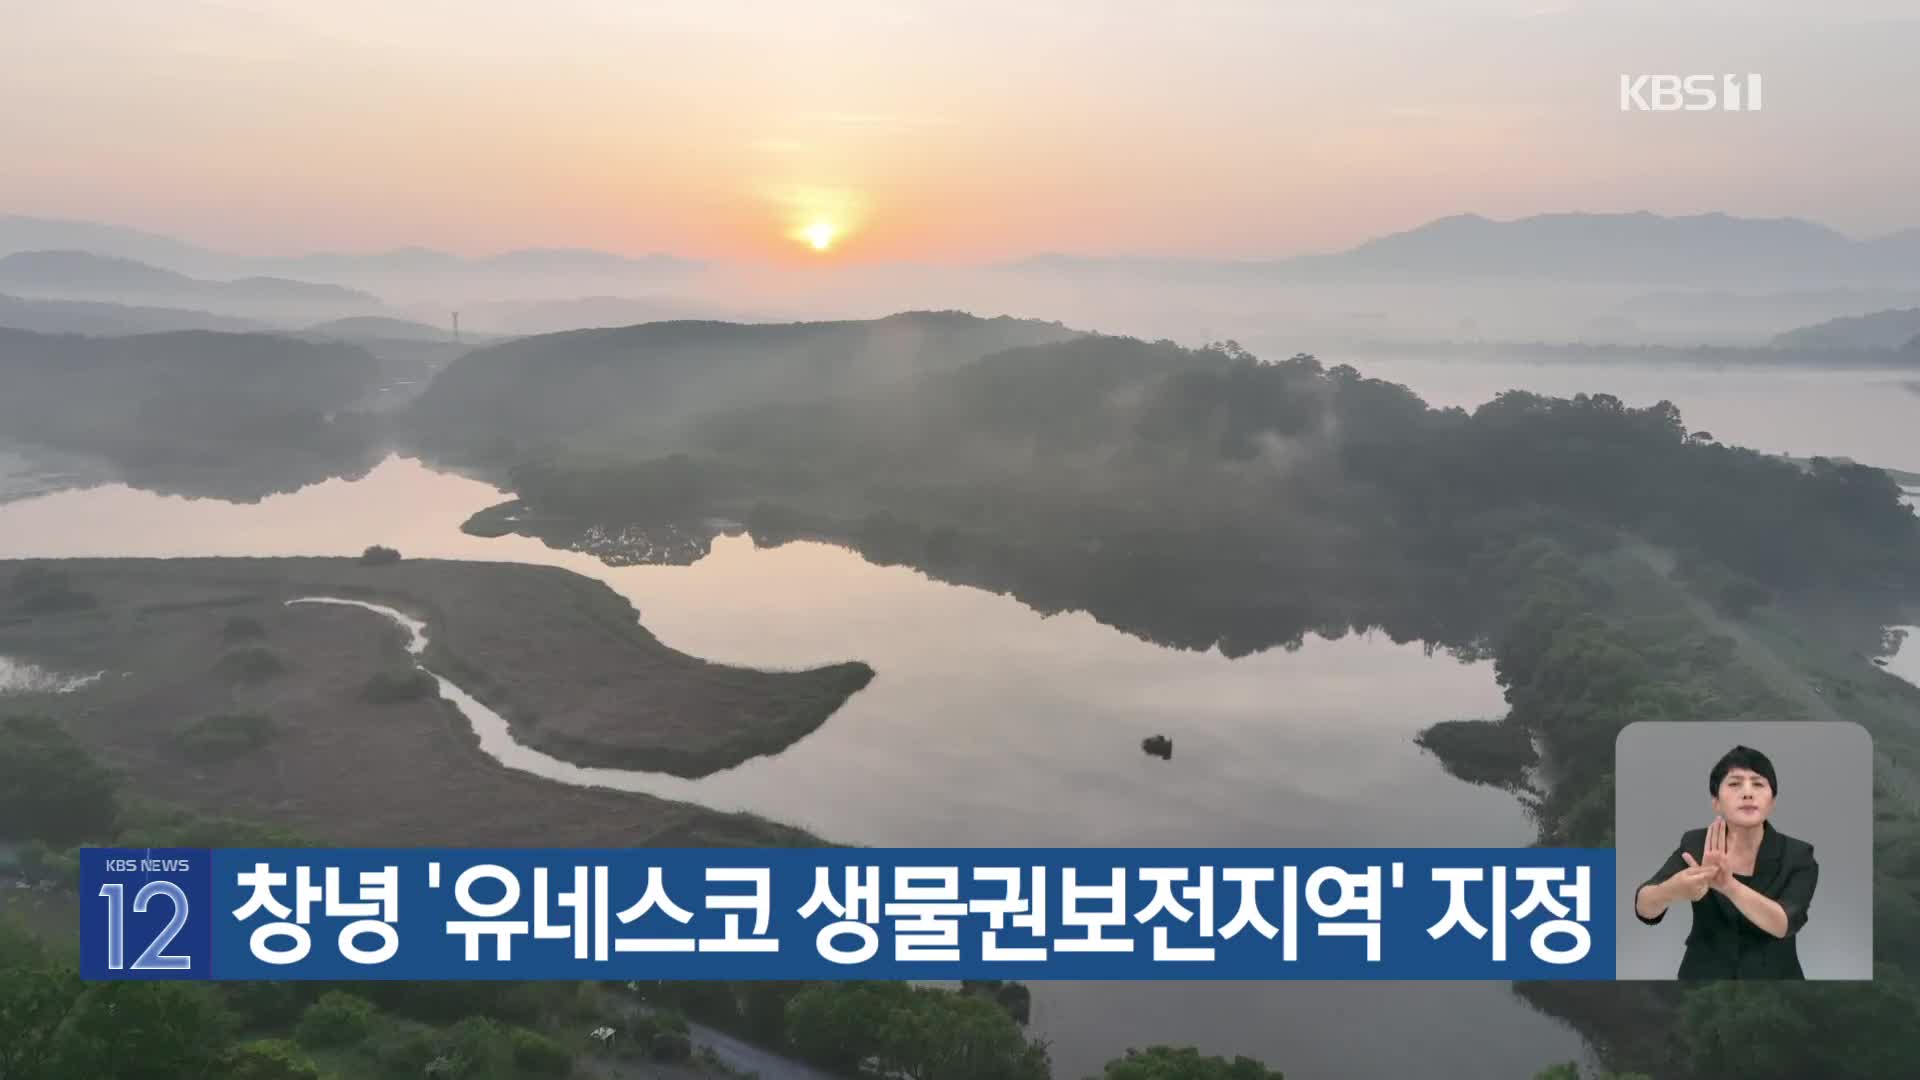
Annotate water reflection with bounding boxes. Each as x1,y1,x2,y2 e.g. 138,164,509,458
1342,357,1920,474
3,358,1902,1077
0,456,1535,848
0,455,1592,1079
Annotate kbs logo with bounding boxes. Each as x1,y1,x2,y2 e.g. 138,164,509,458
1619,74,1762,112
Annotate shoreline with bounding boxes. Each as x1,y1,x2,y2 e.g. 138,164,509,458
0,556,862,849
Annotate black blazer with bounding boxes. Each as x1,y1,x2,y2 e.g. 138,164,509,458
1634,821,1818,979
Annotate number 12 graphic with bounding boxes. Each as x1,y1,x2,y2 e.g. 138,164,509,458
98,881,193,971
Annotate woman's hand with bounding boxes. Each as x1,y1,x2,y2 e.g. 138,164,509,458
1665,854,1718,903
1702,816,1736,892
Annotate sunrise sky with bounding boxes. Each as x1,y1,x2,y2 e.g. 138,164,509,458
4,1,1917,263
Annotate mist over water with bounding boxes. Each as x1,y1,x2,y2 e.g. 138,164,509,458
1324,354,1920,473
0,452,1594,1079
4,4,1920,1078
1,305,1911,1077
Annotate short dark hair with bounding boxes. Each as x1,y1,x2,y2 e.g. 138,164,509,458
1710,745,1778,796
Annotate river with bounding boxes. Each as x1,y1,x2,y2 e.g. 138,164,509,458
1338,356,1920,474
0,454,1591,1079
3,358,1912,1077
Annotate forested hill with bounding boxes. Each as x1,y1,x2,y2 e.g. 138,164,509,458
0,328,379,422
464,334,1917,658
0,328,387,500
1332,337,1920,369
460,336,1920,1078
685,338,1920,592
400,310,1083,465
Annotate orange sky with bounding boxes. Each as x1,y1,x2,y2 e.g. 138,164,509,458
3,1,1917,263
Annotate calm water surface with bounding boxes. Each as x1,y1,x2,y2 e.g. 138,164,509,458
5,358,1913,1076
0,455,1590,1079
1347,357,1920,473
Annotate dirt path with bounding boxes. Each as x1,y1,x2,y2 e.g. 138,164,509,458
587,995,840,1080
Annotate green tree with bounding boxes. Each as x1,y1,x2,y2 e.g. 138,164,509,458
785,981,1049,1080
222,980,313,1030
506,1026,574,1077
1098,1044,1284,1079
1680,976,1920,1080
8,565,97,614
52,980,233,1080
295,990,377,1049
1531,1064,1652,1080
1105,1045,1282,1076
363,1018,437,1077
219,1038,324,1080
0,918,83,1080
736,979,807,1046
0,714,119,845
962,979,1033,1025
433,1015,518,1079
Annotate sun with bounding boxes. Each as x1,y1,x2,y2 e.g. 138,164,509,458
803,220,837,252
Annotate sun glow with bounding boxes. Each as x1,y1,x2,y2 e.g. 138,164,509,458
803,220,837,251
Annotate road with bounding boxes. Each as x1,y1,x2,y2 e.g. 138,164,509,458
583,993,841,1080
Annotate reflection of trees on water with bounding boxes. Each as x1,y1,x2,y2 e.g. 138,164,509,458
780,531,1490,660
110,450,388,503
5,432,390,505
484,500,1492,661
0,328,397,503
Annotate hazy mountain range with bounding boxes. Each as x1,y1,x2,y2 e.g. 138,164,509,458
8,210,1920,345
1771,307,1920,349
1003,212,1920,285
0,292,267,336
300,315,467,344
10,210,1920,288
0,250,375,306
0,216,703,284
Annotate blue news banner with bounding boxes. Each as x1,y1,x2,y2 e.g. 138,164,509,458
79,848,1616,981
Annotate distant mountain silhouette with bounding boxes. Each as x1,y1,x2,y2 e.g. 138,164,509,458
475,248,699,275
0,216,701,283
1772,307,1920,349
1308,211,1855,279
1865,226,1920,270
1003,212,1920,285
11,209,1920,292
465,295,765,335
0,250,377,308
0,249,198,290
0,215,218,271
0,292,266,335
257,246,701,280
